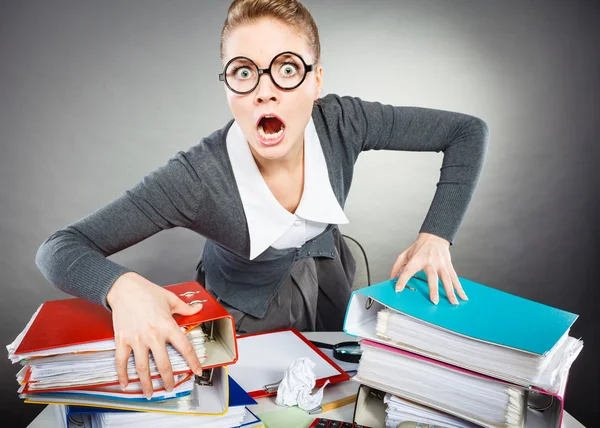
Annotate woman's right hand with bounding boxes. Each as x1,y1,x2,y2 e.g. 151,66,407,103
106,272,204,399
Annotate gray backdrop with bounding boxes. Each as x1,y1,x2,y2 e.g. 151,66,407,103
1,0,598,426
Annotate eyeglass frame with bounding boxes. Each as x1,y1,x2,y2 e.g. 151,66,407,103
218,51,315,95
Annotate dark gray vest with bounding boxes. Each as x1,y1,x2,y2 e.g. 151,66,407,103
198,224,344,319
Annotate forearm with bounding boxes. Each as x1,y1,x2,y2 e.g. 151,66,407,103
418,115,489,244
36,227,134,308
346,95,490,243
36,152,204,307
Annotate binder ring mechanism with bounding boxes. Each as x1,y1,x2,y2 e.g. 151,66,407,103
527,394,554,411
178,291,214,342
365,279,417,310
196,368,214,387
179,291,207,306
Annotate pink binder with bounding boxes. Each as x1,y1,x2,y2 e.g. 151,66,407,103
355,339,567,428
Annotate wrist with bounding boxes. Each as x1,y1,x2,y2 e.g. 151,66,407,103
418,232,450,247
106,272,140,308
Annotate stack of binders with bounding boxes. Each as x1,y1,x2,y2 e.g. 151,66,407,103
344,271,583,428
6,281,263,427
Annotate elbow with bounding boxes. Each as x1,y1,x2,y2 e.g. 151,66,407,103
446,115,490,155
34,240,45,274
35,234,60,287
35,230,73,291
456,116,490,164
472,116,490,149
470,117,490,175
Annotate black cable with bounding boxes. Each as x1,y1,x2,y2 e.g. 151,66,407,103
342,235,371,287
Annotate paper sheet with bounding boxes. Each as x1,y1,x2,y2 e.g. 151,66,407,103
228,330,343,395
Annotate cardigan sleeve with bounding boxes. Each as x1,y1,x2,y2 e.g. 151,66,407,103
320,94,490,244
35,151,204,308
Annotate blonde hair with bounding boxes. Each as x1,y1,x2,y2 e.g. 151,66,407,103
220,0,321,65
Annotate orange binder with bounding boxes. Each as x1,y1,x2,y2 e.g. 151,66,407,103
14,282,238,370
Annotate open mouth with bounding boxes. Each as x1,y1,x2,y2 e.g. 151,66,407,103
256,115,286,145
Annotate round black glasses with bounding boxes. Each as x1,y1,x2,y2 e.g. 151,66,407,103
219,51,315,95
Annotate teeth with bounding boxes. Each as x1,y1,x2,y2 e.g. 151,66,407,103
258,123,285,140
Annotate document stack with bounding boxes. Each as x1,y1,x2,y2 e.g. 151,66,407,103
344,271,583,428
383,394,478,428
6,281,264,427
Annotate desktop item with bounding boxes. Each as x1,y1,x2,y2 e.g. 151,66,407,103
309,418,369,428
343,272,583,393
355,340,570,428
227,329,350,398
23,365,232,416
8,282,238,393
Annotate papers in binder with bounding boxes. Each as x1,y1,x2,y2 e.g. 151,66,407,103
353,378,569,428
9,282,237,369
343,272,583,393
384,393,478,428
23,365,231,416
356,340,527,428
18,327,207,392
20,371,195,401
64,376,262,427
86,406,263,428
6,282,238,395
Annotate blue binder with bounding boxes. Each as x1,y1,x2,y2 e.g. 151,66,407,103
343,270,578,355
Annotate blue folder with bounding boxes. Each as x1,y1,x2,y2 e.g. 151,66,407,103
343,270,578,355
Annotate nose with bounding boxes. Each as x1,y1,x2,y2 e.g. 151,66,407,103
254,73,279,104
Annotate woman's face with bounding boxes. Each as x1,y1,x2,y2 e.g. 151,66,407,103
222,18,323,162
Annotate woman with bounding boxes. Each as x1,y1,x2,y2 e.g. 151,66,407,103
35,0,489,398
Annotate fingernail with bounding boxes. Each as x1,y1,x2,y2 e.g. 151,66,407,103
432,297,439,305
451,298,458,305
120,382,127,391
145,391,152,400
166,386,173,392
195,368,203,377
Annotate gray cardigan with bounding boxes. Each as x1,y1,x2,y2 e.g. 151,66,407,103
35,94,489,317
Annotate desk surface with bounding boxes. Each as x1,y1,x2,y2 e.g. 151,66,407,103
27,331,585,428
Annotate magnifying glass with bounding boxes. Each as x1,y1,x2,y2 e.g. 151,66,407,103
310,340,362,364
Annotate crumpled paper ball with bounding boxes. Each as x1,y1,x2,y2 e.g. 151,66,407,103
275,357,330,410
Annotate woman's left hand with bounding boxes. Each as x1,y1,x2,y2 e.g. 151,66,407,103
389,232,468,305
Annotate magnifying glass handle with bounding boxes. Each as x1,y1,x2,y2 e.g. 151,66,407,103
309,340,334,349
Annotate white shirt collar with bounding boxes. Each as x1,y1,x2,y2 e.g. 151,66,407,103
227,117,349,260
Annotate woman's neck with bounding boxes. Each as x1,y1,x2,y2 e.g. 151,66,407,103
251,139,304,178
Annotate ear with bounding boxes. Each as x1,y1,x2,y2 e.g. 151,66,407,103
313,65,323,100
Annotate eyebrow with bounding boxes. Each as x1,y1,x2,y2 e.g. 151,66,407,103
224,52,306,68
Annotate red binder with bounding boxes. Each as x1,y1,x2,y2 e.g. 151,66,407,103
15,282,238,370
